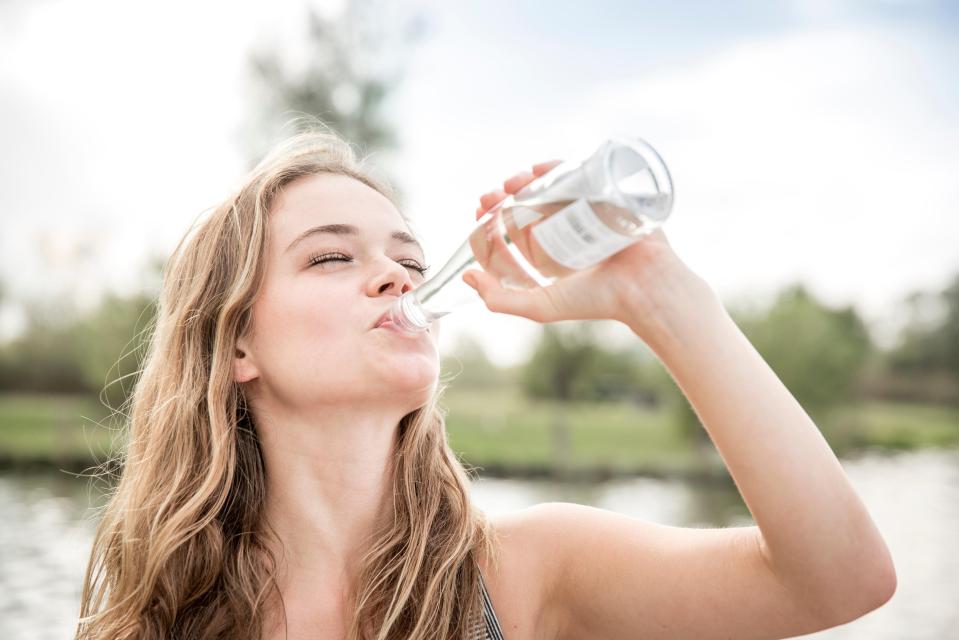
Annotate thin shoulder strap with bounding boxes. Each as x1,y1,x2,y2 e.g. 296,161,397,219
477,568,506,640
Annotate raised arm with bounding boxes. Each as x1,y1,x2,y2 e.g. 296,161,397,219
486,270,895,640
625,268,897,617
464,165,896,640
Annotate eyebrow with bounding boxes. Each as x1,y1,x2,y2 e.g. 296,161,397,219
284,223,424,256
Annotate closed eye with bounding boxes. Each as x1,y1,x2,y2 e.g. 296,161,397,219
306,252,430,275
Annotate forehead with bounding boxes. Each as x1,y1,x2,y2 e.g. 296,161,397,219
270,172,409,245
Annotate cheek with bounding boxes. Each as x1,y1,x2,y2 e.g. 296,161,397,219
252,283,357,367
249,276,440,395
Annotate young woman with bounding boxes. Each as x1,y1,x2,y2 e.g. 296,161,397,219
76,127,896,640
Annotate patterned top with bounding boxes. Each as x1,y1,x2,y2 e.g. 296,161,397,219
469,569,506,640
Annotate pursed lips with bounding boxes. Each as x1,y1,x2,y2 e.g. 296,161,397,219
373,309,393,329
372,309,431,333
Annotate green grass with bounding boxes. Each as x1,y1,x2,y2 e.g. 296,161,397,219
441,388,959,474
442,387,702,474
1,390,957,474
0,393,121,463
843,401,959,450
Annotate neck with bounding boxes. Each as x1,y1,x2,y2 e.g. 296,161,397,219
254,400,408,589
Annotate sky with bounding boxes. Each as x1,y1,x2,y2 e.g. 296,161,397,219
0,0,957,366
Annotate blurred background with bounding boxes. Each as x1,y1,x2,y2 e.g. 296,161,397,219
1,0,957,638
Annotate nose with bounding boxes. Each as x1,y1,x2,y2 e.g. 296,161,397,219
366,258,415,297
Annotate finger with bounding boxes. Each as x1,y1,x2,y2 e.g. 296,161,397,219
531,159,563,176
503,171,535,194
462,269,552,323
478,190,508,214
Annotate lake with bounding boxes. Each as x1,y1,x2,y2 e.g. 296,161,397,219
1,447,956,639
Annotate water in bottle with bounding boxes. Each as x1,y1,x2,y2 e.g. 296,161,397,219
387,137,674,332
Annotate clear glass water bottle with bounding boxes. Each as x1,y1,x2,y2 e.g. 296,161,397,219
387,136,674,332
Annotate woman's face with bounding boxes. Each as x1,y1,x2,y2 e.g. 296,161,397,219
235,173,440,414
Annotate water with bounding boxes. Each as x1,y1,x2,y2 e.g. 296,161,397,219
388,137,673,331
2,448,957,639
0,472,106,640
390,197,655,332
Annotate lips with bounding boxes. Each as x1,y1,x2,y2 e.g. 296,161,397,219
373,309,393,329
372,307,431,333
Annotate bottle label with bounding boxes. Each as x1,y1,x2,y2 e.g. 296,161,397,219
530,198,636,269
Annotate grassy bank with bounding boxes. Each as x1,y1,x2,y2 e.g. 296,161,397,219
0,394,118,467
1,390,957,477
442,387,717,478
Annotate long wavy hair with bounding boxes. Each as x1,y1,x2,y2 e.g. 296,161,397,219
75,124,498,640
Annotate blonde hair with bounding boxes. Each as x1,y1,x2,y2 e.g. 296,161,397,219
76,122,498,639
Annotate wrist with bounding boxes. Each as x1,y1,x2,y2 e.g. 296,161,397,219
617,260,724,354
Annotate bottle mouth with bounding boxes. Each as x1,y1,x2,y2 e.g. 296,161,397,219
605,136,674,222
388,292,432,333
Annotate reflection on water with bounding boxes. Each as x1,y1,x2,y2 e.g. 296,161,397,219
474,448,959,639
472,469,752,528
0,472,106,640
1,448,957,639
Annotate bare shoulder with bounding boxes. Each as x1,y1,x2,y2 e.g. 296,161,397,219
477,503,574,640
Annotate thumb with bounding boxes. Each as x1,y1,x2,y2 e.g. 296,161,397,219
462,269,551,322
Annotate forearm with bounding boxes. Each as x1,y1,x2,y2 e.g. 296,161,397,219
626,271,896,619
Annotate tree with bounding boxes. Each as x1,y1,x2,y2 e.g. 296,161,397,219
521,323,603,402
939,275,959,376
661,283,876,453
0,305,88,393
887,273,959,376
871,272,959,405
73,292,157,409
242,0,426,168
0,257,162,404
519,322,661,474
520,322,660,404
440,333,509,391
520,323,596,475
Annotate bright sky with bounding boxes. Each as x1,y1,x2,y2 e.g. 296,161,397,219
1,0,957,366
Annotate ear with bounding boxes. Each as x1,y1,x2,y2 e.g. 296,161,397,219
233,337,260,384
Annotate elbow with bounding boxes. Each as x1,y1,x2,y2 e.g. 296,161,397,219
866,556,898,612
862,541,898,613
831,553,898,626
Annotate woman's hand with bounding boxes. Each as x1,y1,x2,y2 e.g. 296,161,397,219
461,160,717,346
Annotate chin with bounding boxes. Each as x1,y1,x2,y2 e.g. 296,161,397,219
382,359,438,395
387,363,438,391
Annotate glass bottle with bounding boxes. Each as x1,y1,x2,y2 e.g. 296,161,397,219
387,136,674,332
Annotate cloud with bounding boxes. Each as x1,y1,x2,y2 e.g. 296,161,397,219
549,24,959,345
396,22,958,361
1,4,953,361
